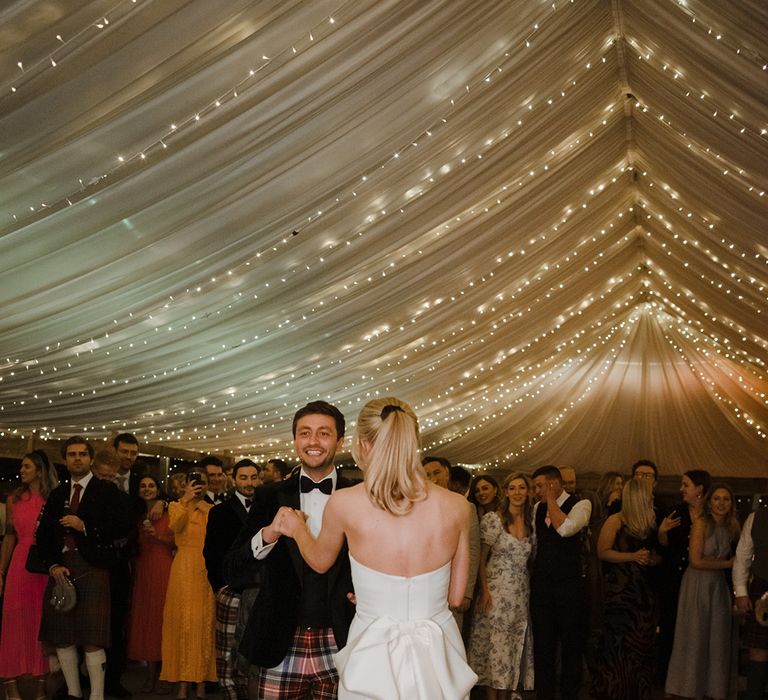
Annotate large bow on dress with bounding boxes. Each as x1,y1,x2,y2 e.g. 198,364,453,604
335,615,477,699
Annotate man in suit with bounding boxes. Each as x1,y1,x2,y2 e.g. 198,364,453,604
112,433,142,497
230,401,355,699
261,458,289,484
421,455,451,488
530,465,592,700
203,459,260,700
91,450,136,699
37,436,131,700
202,455,227,505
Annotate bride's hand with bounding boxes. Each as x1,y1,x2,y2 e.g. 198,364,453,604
274,506,308,537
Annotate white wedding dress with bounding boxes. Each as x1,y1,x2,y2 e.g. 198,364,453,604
335,555,478,699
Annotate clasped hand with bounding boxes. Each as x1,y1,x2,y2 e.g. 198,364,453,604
272,506,308,538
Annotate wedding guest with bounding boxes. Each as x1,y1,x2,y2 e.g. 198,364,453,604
203,460,260,700
530,465,591,700
421,456,451,488
113,433,142,497
37,436,131,700
260,459,289,484
202,457,226,505
591,479,660,700
734,496,768,700
656,469,710,681
168,473,187,501
449,465,472,495
160,470,216,699
665,483,740,700
560,467,577,496
468,476,500,519
126,475,175,693
91,450,136,699
468,472,534,699
595,471,624,519
0,451,59,700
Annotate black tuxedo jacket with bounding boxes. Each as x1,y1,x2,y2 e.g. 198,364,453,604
203,495,249,592
228,470,355,668
37,478,132,570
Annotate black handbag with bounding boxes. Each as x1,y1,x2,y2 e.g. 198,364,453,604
25,544,48,574
25,508,48,574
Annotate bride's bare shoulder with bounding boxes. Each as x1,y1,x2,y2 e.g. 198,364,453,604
333,482,366,503
425,483,473,515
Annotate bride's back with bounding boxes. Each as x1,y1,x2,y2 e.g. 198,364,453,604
335,481,471,578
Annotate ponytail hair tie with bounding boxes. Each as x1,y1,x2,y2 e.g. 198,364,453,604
380,404,405,421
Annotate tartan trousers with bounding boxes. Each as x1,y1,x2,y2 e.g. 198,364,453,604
215,587,249,700
248,626,339,700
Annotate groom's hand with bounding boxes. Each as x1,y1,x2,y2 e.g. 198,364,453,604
262,508,289,544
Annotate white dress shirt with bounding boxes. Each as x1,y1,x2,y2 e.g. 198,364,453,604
250,468,337,559
533,490,591,537
733,511,755,598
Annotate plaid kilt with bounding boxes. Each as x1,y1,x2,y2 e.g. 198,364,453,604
215,587,248,700
39,550,111,648
249,626,338,700
743,576,768,649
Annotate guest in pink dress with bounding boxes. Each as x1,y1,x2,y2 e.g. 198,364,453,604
126,475,175,692
0,450,59,700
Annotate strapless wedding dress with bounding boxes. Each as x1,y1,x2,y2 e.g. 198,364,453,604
335,555,477,699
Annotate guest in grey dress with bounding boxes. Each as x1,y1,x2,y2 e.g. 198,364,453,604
665,483,741,700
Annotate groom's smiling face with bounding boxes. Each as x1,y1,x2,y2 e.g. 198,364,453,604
294,413,344,477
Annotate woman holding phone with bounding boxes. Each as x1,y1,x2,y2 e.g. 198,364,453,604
160,470,217,699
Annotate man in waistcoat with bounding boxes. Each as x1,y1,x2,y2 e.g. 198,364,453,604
203,459,261,700
229,401,355,699
530,465,592,700
734,497,768,700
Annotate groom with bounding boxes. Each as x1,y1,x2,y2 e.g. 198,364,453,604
232,401,355,699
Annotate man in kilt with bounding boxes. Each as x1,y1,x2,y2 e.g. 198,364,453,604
735,496,768,700
202,459,261,700
37,436,131,700
229,401,356,699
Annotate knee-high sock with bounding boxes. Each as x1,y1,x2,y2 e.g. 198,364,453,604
745,659,768,700
85,649,107,700
56,646,82,698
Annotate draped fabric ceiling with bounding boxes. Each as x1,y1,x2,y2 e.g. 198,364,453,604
1,0,767,476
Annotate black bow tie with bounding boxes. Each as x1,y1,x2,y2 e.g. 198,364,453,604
300,476,333,495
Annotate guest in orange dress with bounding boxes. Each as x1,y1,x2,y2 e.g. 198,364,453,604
127,475,175,692
160,470,216,699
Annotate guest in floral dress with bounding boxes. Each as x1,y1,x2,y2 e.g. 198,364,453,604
468,472,534,700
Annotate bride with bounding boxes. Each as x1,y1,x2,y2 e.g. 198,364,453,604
274,397,478,699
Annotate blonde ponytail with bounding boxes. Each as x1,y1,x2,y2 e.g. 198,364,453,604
352,397,426,515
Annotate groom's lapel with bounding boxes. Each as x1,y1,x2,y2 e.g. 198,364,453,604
278,475,304,578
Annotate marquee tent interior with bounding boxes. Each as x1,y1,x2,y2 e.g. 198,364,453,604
1,0,767,477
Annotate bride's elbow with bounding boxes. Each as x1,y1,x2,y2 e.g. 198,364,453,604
309,558,332,574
